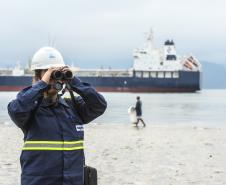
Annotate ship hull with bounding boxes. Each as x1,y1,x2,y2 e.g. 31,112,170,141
0,71,201,92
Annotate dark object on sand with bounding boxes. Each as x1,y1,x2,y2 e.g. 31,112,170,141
84,166,97,185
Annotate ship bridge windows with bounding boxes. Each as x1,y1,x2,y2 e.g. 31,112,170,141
134,71,179,79
172,71,179,78
135,71,142,78
166,55,177,60
140,51,147,54
165,72,172,78
143,72,149,78
150,72,157,78
134,71,149,78
157,72,164,78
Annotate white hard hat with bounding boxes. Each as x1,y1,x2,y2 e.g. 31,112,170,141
31,47,65,70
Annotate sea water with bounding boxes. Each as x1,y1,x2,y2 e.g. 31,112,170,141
1,90,226,127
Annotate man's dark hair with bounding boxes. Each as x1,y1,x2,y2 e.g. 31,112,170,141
34,70,42,81
136,96,140,100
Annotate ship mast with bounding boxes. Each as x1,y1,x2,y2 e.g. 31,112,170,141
146,28,154,50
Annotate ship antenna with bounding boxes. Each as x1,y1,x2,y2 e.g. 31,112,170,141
47,33,56,47
48,32,51,46
52,36,56,47
144,28,154,49
147,28,154,41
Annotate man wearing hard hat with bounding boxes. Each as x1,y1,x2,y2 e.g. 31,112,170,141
8,47,107,185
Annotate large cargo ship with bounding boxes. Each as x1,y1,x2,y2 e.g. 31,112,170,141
0,30,201,92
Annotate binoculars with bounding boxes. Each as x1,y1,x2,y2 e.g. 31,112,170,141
51,70,73,80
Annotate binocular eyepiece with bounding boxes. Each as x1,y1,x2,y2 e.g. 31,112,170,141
51,70,73,80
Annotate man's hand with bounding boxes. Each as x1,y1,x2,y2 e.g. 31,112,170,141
41,67,57,84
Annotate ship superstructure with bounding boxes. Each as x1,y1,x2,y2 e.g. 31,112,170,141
133,30,200,73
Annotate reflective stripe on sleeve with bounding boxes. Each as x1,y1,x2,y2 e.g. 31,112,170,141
22,140,84,151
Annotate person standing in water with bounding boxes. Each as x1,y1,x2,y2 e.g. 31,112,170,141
135,96,146,127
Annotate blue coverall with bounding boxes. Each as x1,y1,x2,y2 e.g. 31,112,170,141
8,77,107,185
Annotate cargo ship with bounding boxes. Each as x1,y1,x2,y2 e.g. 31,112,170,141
0,30,201,92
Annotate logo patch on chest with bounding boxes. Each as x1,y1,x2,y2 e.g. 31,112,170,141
75,125,84,132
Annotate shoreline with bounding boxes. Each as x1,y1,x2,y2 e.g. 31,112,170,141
0,123,226,185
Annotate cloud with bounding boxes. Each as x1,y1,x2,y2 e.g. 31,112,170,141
0,0,225,68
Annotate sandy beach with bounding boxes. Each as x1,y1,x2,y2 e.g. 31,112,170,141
0,123,226,185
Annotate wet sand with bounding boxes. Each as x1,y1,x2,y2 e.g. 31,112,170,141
0,123,226,185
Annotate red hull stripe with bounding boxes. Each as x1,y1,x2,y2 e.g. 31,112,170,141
0,86,27,91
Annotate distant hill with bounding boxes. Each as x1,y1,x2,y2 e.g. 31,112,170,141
201,61,226,89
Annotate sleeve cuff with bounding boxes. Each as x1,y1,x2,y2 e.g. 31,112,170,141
69,76,82,87
32,80,48,91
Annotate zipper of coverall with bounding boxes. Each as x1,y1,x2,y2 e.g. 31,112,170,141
49,105,65,184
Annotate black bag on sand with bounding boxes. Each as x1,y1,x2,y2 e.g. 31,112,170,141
84,166,97,185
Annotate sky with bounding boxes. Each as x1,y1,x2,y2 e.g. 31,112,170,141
0,0,225,69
